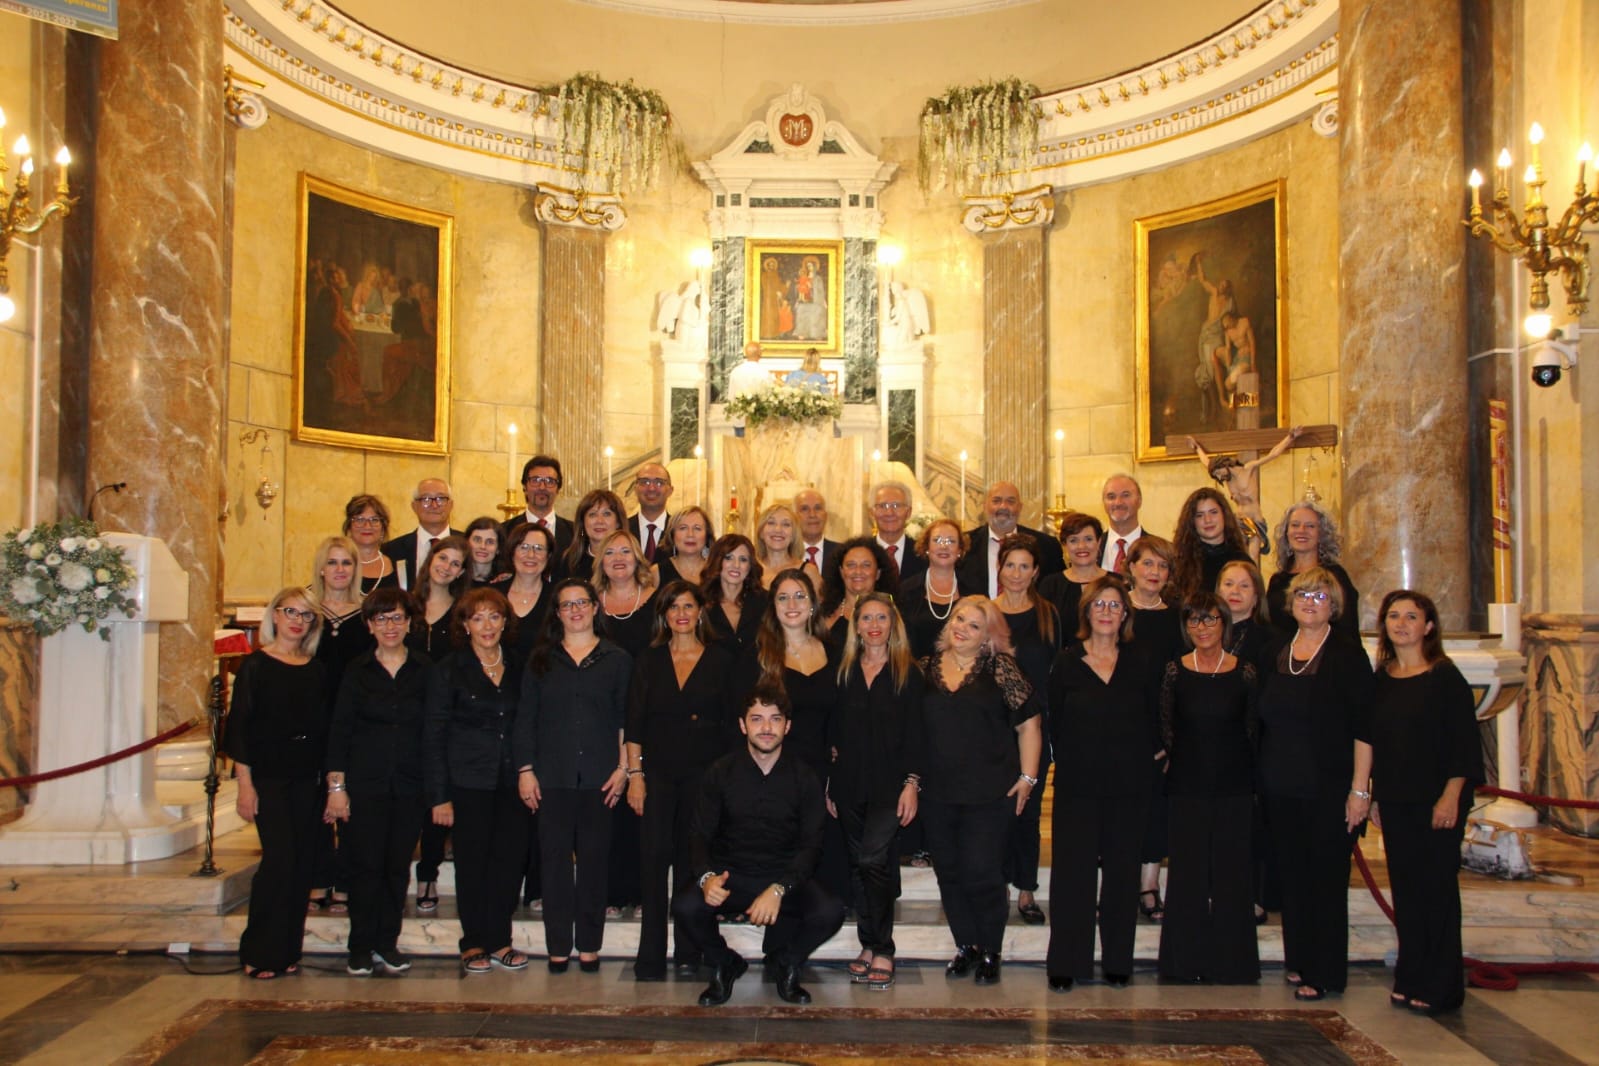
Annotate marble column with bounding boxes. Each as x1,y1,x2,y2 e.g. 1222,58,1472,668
87,0,227,729
1520,614,1599,838
0,623,39,823
967,189,1054,528
1337,0,1470,629
534,187,623,497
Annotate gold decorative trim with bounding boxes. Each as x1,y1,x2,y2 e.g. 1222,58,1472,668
960,185,1055,233
532,185,627,231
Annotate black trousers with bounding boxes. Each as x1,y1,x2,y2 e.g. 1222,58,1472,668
636,769,705,976
1382,799,1468,1008
1139,757,1170,863
308,817,348,894
239,776,321,971
449,784,528,954
1003,758,1051,892
538,787,613,957
607,800,642,907
836,795,904,956
1046,791,1148,980
1266,792,1355,992
921,795,1013,953
1159,792,1260,983
671,870,844,969
343,789,425,956
414,820,449,883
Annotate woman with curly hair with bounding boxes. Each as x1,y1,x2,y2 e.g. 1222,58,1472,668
1171,487,1250,603
819,536,898,642
700,533,766,652
1266,501,1360,641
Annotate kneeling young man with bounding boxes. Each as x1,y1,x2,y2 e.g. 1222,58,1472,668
672,683,844,1005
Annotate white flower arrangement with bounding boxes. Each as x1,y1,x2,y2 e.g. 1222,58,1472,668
918,77,1043,197
0,518,138,639
725,382,844,430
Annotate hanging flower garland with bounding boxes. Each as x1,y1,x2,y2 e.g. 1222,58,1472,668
546,72,680,194
918,77,1043,197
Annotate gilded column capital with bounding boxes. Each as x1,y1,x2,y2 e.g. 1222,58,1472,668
533,184,627,231
224,65,270,130
960,184,1055,234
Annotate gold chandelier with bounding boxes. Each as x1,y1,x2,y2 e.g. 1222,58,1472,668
0,106,73,324
1465,123,1597,337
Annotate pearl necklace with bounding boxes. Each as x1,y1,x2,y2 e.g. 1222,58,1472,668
1190,646,1226,675
604,584,644,621
477,647,504,671
358,550,382,565
1131,590,1164,610
926,572,958,620
1287,626,1330,676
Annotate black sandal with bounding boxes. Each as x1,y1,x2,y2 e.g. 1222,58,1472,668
1138,890,1164,922
1017,897,1046,925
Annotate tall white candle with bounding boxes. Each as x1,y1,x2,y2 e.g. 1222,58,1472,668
506,422,518,493
959,450,968,526
694,444,704,505
605,446,615,491
1054,428,1065,498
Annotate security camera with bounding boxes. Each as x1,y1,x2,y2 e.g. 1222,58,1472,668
1531,329,1578,388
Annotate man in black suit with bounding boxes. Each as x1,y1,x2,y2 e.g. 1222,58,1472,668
381,477,463,590
628,462,674,564
794,488,840,574
958,480,1065,597
505,455,574,557
870,480,927,583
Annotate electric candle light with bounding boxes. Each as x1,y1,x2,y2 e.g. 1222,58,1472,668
605,446,615,491
1468,169,1483,211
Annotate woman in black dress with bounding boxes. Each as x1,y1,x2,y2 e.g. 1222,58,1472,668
344,493,397,593
501,522,555,667
1125,534,1181,921
993,533,1060,926
423,587,530,975
1256,566,1374,1001
651,505,714,590
1171,487,1249,603
464,516,510,587
921,595,1043,986
227,586,327,980
624,580,736,980
1156,591,1260,985
898,518,967,659
1038,511,1108,624
1045,574,1159,991
515,578,631,972
406,536,469,661
831,592,924,990
701,533,766,652
1217,559,1273,669
819,537,898,643
323,587,430,976
1369,589,1481,1015
1265,501,1360,641
559,489,624,582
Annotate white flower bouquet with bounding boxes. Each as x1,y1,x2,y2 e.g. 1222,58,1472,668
0,518,138,638
725,383,843,430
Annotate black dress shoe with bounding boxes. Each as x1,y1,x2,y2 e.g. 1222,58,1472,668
1047,975,1073,992
946,946,979,978
974,952,1002,985
775,964,812,1004
578,956,601,973
697,954,749,1007
547,958,569,974
1104,972,1131,987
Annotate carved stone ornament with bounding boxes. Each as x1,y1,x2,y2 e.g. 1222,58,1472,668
224,65,270,130
764,84,827,159
1312,97,1339,138
533,184,627,231
960,184,1056,234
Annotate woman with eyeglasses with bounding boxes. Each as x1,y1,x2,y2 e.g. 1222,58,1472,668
323,587,431,977
1265,502,1360,641
463,517,510,587
515,579,632,974
1124,534,1182,922
899,518,970,660
701,534,767,652
343,494,397,593
623,580,737,981
1156,591,1260,986
226,586,328,980
1255,567,1374,1002
830,592,924,990
820,537,898,643
423,587,530,975
651,506,715,590
1368,589,1481,1015
559,489,625,583
1171,488,1250,603
993,534,1061,927
500,522,555,663
1045,575,1159,991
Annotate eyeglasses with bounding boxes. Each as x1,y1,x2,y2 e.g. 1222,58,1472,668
930,536,959,547
1184,614,1222,628
1294,589,1331,604
349,515,384,526
873,501,907,512
276,606,315,623
515,542,548,554
773,591,810,604
525,475,559,487
414,494,451,507
371,612,409,628
635,477,669,488
468,612,504,625
1090,599,1125,613
557,598,594,612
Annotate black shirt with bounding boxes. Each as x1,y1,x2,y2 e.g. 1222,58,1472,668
422,648,525,803
691,748,826,893
515,639,632,790
406,608,456,663
1370,660,1482,804
830,661,925,807
730,640,840,776
1159,659,1257,797
314,605,376,708
599,595,658,658
919,648,1039,805
1048,643,1161,798
1256,632,1374,799
325,650,432,795
224,650,329,780
624,642,736,781
1129,605,1183,671
896,570,964,659
706,589,767,652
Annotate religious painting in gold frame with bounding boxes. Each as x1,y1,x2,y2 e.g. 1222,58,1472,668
1134,181,1287,462
292,174,453,455
744,239,844,354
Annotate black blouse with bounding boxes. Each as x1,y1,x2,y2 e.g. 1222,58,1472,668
314,605,376,706
1048,643,1160,798
1159,659,1257,797
706,589,768,653
919,649,1039,805
325,651,432,795
422,648,525,803
730,640,841,777
1370,660,1482,805
514,639,632,790
624,642,737,780
1266,562,1361,642
1256,632,1374,799
599,595,658,658
1038,573,1092,632
224,650,329,780
504,586,552,669
896,570,963,660
830,661,926,807
1129,605,1183,671
406,607,457,663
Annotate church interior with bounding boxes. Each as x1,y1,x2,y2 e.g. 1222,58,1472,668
0,0,1596,1062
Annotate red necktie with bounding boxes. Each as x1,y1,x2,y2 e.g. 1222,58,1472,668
885,543,899,577
643,523,658,562
534,517,547,532
1113,538,1128,575
806,545,818,568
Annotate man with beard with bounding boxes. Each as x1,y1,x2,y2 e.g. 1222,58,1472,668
672,684,843,1006
958,480,1065,597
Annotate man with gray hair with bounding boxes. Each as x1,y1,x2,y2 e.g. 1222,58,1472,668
381,476,462,590
958,481,1064,598
870,480,925,582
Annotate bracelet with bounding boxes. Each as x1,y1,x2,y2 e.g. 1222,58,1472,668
626,769,644,778
327,783,347,793
902,774,922,793
769,883,786,898
698,871,715,889
1018,773,1038,787
1349,789,1371,800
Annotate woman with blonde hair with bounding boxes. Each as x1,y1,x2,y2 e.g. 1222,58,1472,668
651,506,714,589
754,503,805,588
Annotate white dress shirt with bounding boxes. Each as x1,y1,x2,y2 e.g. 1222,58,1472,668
1101,525,1144,572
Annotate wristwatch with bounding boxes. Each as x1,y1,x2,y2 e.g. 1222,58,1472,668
1018,773,1039,787
698,871,715,889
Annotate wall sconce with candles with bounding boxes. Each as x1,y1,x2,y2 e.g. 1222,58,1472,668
0,106,73,324
1465,123,1598,337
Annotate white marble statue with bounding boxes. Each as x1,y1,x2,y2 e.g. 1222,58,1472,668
655,279,706,341
883,280,931,349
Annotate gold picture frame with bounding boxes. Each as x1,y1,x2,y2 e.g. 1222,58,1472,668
293,174,453,455
1134,181,1287,462
744,239,844,354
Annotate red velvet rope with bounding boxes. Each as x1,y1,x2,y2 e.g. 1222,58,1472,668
1476,785,1599,811
0,717,204,789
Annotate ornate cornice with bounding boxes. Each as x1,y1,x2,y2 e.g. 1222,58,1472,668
571,0,1037,26
533,185,627,231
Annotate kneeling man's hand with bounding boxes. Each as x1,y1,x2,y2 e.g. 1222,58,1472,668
747,884,783,926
